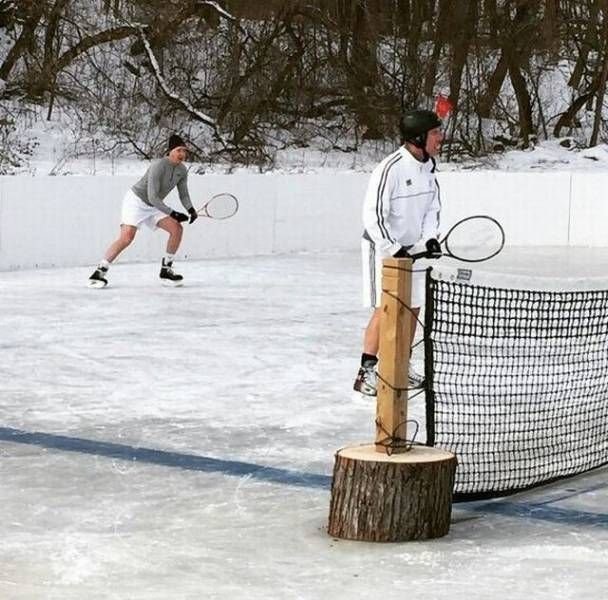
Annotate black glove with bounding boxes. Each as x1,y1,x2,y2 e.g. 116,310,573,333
170,210,188,223
393,246,412,258
425,238,442,259
188,207,198,224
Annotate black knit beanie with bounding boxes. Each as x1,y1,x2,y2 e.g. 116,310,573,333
167,134,187,153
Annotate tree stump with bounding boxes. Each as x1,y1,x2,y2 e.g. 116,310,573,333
328,444,457,542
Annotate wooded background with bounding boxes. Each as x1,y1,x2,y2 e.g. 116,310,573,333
1,0,608,171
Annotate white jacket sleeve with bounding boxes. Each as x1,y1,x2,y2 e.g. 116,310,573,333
420,179,441,243
362,161,402,257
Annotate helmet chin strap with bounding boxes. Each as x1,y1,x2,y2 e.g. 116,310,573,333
408,134,430,162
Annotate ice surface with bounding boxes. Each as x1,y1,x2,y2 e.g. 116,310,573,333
1,249,608,600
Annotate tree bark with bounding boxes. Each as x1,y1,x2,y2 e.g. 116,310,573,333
42,0,69,117
447,0,477,110
507,53,534,145
328,445,457,542
568,0,600,89
0,1,44,82
478,52,508,118
423,0,448,98
500,0,538,145
554,89,596,137
590,5,608,146
347,0,382,138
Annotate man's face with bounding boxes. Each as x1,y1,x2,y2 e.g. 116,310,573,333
425,127,443,157
169,146,188,162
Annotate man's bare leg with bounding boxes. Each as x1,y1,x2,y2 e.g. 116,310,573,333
156,216,183,255
104,225,138,263
355,306,422,394
363,307,420,355
89,225,138,288
156,217,184,285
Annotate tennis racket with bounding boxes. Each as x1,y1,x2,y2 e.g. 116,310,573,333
196,193,239,220
411,215,505,263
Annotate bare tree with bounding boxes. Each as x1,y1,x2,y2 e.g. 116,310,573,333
4,0,608,172
0,0,46,83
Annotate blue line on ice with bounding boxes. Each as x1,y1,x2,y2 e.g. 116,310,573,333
2,426,607,527
0,426,330,490
470,500,608,526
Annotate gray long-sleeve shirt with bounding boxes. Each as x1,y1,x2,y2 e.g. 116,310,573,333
131,157,193,215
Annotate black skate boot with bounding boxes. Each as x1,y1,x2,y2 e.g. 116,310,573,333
88,265,109,288
159,258,184,287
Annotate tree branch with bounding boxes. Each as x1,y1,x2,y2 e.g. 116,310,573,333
138,27,228,147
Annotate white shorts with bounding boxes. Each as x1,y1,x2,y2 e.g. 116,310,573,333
121,189,167,230
361,238,426,309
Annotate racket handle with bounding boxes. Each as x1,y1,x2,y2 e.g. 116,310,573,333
409,250,428,261
409,239,442,261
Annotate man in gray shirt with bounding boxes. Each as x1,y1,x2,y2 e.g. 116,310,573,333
88,134,198,288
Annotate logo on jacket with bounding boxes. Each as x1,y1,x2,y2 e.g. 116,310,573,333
406,179,412,186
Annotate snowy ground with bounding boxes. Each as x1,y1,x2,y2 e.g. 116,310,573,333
1,249,608,600
12,119,608,176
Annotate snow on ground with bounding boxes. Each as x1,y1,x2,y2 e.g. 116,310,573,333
9,115,608,176
24,138,608,176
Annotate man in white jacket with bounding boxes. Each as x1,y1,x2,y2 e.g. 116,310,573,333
354,109,443,396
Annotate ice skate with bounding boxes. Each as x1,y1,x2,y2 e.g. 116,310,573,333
408,364,425,389
353,361,377,396
88,265,108,289
159,259,184,287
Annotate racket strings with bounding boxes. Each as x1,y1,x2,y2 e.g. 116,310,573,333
199,193,238,219
446,229,496,247
443,215,505,263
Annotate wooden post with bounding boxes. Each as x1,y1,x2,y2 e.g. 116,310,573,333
376,257,412,454
328,256,457,542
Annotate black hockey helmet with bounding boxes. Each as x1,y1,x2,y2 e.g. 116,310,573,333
399,109,442,148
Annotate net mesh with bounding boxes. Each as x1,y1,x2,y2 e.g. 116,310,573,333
424,269,608,500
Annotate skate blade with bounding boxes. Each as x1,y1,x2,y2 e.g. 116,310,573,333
161,280,184,288
353,385,377,398
88,280,107,289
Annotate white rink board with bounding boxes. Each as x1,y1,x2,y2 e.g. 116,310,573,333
569,172,608,246
0,170,604,271
438,171,572,245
